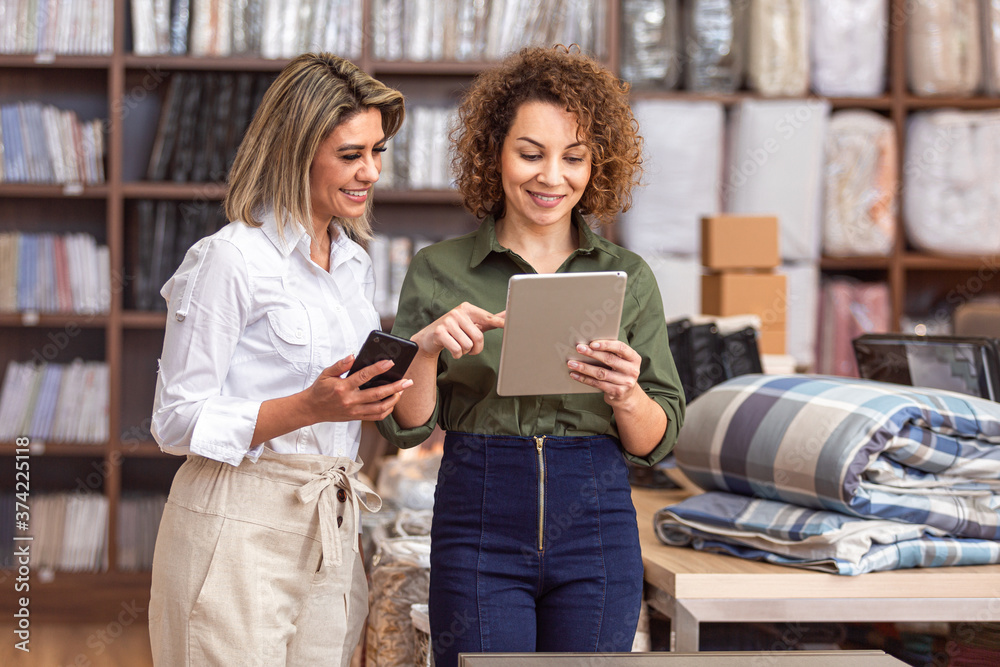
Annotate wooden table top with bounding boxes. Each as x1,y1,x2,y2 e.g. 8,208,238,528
632,485,1000,601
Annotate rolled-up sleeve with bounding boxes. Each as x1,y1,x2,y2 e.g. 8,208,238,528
151,238,260,466
617,260,686,467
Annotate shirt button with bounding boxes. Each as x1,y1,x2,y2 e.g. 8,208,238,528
295,328,303,339
337,489,347,503
337,516,344,527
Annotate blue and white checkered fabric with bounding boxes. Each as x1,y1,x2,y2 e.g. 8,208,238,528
655,374,1000,574
654,491,1000,575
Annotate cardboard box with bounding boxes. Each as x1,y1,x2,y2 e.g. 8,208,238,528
701,272,787,324
759,324,787,355
701,215,780,270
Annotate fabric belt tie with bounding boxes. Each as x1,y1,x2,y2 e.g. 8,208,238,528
295,459,381,568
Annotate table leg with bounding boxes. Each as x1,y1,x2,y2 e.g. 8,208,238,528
672,600,700,652
647,588,701,652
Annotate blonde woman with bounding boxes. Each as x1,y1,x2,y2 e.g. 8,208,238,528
149,53,407,666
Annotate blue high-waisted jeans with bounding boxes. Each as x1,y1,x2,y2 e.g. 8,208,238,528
428,432,644,666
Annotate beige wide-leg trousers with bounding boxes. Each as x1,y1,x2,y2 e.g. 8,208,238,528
149,448,380,666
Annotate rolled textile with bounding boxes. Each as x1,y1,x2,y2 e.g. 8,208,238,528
619,100,724,256
810,0,888,97
904,110,1000,256
654,490,1000,575
822,110,897,257
620,0,681,89
908,0,981,96
747,0,809,97
683,0,746,92
723,99,830,261
674,374,1000,539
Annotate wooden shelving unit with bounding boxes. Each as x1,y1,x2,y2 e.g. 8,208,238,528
1,0,999,620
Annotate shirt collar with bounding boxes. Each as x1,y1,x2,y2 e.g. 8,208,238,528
259,208,309,258
469,210,619,269
259,209,366,267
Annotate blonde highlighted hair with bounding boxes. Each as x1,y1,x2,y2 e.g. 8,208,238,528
225,53,405,242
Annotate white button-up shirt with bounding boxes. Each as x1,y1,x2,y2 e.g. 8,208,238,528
151,210,381,466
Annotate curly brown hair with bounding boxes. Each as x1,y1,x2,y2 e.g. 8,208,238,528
452,46,643,225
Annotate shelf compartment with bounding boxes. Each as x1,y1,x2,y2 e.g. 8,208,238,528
906,96,1000,110
820,256,893,270
0,55,112,69
121,311,167,329
0,184,109,198
119,330,163,444
0,313,109,328
124,55,291,72
903,253,1000,271
122,181,228,200
372,60,505,76
0,442,110,456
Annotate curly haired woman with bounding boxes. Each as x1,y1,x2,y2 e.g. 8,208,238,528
377,46,684,664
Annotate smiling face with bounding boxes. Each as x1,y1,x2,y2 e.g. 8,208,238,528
308,106,385,230
498,101,592,231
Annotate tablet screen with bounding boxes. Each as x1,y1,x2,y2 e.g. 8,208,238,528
497,271,627,396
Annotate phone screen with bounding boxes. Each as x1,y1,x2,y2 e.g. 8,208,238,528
348,331,418,390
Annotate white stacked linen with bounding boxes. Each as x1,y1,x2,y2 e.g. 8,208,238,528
904,110,1000,255
777,261,819,370
810,0,888,97
643,253,702,321
822,110,897,257
907,0,982,96
619,100,725,256
747,0,809,96
722,99,831,262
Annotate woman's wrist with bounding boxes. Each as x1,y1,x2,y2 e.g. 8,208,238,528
607,383,647,412
290,389,318,429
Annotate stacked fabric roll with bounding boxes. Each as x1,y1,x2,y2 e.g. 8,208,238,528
908,0,982,96
746,0,809,96
810,0,888,97
904,110,1000,256
822,110,897,258
655,374,1000,575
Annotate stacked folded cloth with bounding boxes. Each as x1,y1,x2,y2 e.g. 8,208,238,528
654,374,1000,575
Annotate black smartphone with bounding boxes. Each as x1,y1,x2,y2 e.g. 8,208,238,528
347,330,419,390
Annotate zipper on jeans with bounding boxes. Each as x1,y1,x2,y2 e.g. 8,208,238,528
534,435,545,551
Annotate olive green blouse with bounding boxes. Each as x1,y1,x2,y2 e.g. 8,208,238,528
376,213,685,466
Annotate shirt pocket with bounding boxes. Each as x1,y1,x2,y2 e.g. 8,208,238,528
265,308,311,365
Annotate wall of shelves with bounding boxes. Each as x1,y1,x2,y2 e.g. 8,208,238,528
1,0,999,619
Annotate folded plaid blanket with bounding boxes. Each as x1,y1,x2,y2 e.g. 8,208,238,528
673,374,1000,539
654,491,1000,575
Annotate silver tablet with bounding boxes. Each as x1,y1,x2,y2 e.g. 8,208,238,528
496,271,628,396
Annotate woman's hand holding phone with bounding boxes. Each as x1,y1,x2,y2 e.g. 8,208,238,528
304,353,413,423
